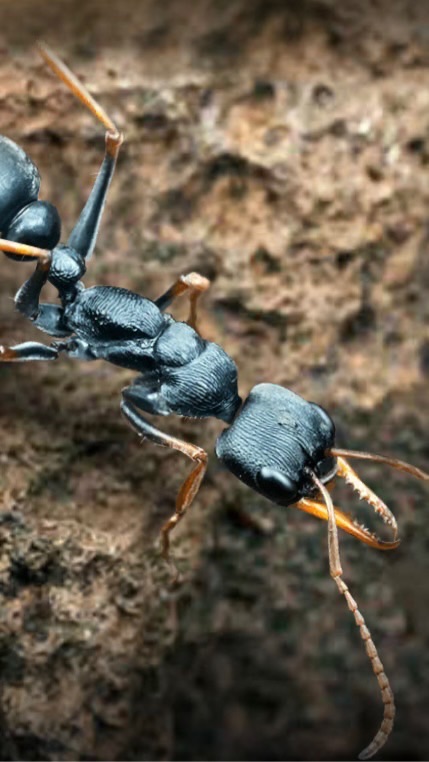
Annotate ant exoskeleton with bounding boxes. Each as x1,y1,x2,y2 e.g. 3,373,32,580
1,45,428,762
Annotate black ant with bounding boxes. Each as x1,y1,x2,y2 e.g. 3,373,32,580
1,44,428,761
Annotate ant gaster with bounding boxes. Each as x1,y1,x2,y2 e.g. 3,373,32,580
1,45,428,762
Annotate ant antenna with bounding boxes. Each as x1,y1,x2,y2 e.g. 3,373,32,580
36,42,123,158
330,448,429,483
307,468,395,761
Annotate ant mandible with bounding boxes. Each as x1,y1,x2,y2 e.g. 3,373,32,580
1,44,428,762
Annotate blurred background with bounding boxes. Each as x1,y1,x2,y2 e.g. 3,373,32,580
0,0,429,759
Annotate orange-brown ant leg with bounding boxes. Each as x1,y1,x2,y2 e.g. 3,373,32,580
307,471,395,761
121,399,208,581
155,273,210,334
160,450,208,574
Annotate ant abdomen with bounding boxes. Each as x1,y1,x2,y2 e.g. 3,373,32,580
0,135,61,256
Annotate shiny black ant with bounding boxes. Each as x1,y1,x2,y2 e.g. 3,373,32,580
1,45,428,761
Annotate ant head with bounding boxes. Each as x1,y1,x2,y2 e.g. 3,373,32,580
216,383,339,505
5,201,61,258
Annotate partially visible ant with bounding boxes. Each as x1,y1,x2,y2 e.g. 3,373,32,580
1,44,428,761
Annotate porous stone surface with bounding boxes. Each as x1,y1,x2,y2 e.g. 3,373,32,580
0,1,428,759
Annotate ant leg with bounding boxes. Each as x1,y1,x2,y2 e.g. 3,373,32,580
14,259,52,321
0,342,58,362
307,471,395,761
0,239,61,332
37,43,123,260
121,397,208,578
155,273,210,332
32,305,72,337
1,239,72,336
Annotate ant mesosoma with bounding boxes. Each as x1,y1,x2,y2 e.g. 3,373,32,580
1,44,428,761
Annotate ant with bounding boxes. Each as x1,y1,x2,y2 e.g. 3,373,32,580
1,44,428,761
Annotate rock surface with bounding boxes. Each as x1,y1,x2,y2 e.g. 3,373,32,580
0,1,429,759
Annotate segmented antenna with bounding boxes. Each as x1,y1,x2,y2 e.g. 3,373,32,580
307,469,395,760
330,448,429,484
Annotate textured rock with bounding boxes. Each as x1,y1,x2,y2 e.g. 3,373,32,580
0,1,429,759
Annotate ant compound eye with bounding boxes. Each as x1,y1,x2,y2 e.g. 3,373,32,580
256,467,299,506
